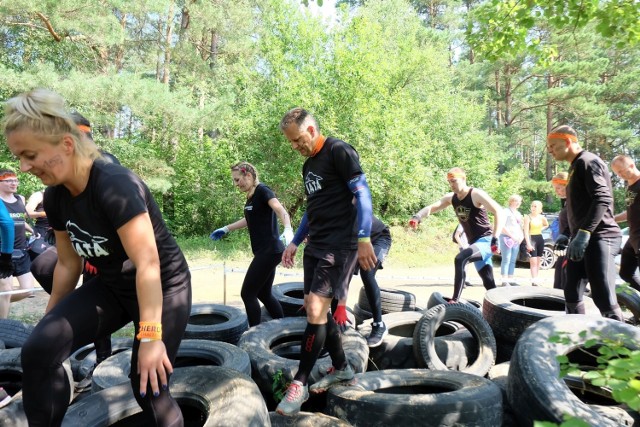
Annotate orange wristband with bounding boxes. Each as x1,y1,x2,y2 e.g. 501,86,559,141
136,322,162,341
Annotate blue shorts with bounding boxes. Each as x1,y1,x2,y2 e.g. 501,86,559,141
472,236,494,271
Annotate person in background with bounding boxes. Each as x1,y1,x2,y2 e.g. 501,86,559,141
611,155,640,292
0,197,15,406
498,195,524,286
551,172,569,289
523,200,549,286
547,125,622,320
4,88,192,426
409,167,504,302
209,161,289,326
0,168,35,318
277,107,376,415
25,189,48,238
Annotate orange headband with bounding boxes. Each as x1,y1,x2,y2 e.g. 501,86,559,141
551,178,567,185
77,124,91,133
447,172,466,180
0,173,17,181
548,133,577,143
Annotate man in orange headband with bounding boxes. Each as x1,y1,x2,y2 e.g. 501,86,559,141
409,167,504,303
611,155,640,292
547,125,623,320
549,171,569,289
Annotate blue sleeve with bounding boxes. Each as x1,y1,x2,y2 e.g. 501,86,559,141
0,202,14,254
347,174,373,240
292,212,309,246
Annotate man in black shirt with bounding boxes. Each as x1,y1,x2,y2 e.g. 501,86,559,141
611,155,640,292
547,125,622,320
276,107,377,416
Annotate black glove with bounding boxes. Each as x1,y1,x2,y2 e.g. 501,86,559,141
491,237,499,254
0,253,13,279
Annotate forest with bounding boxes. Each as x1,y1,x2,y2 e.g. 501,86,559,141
0,0,638,236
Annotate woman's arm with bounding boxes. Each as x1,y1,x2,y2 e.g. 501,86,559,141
267,198,292,228
25,191,46,219
523,215,532,248
46,230,83,313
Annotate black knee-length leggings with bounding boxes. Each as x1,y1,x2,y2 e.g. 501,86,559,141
20,275,192,426
241,251,284,326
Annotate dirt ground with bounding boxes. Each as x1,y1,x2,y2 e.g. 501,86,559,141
7,259,556,323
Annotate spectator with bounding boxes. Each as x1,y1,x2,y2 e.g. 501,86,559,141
498,194,524,286
523,200,549,286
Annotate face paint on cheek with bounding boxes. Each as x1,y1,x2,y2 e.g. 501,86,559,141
43,155,63,169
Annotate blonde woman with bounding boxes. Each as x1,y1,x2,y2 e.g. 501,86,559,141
498,195,524,286
524,200,549,286
4,88,191,426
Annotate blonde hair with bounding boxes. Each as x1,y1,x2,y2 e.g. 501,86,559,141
531,200,543,210
230,161,260,184
508,194,522,204
3,88,101,164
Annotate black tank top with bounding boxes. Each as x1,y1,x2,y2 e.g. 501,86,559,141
3,196,28,250
452,188,492,244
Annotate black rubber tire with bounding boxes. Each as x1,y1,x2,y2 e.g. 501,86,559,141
358,286,417,313
77,337,134,380
426,291,482,311
91,339,252,392
63,366,270,426
184,303,249,345
272,282,306,316
506,315,640,426
269,411,351,426
0,391,26,427
0,320,33,349
237,317,368,396
352,303,372,326
482,286,598,344
327,369,502,426
0,340,4,350
616,285,640,325
413,303,496,376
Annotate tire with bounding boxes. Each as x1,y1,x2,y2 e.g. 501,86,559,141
237,317,368,396
413,303,496,377
426,291,482,311
0,320,33,349
352,303,372,326
184,303,249,345
358,286,417,313
269,411,351,426
327,369,502,427
482,286,599,344
0,391,26,427
77,337,134,380
616,285,640,325
539,244,556,270
506,315,640,426
272,282,306,316
91,339,252,392
63,366,270,426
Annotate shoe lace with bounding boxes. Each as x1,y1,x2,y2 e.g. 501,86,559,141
325,366,336,375
285,383,302,402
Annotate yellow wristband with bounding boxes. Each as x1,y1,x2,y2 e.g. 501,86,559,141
358,237,371,243
136,322,162,341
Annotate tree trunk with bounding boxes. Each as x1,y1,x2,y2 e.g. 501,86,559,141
162,2,174,85
494,69,502,128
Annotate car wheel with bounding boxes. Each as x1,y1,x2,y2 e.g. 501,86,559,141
539,245,556,270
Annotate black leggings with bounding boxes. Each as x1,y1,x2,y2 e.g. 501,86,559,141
618,240,640,292
21,276,192,426
241,251,284,326
453,244,496,300
30,246,111,360
565,235,622,320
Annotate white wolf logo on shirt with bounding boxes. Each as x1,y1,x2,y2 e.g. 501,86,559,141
66,221,109,258
305,172,323,195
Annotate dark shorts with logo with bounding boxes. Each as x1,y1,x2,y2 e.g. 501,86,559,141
303,246,358,301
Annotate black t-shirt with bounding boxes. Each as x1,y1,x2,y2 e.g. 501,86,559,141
566,151,620,238
370,216,391,244
452,188,492,244
245,183,285,255
44,161,189,291
303,137,363,250
625,180,640,248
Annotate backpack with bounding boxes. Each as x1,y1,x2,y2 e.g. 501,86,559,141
550,218,560,241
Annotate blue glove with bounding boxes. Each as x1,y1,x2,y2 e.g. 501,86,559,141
568,230,590,261
554,234,569,256
209,226,229,241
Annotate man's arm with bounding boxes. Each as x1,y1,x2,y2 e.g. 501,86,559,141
410,194,454,228
472,189,504,238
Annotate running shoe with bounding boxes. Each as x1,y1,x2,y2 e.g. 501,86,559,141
275,380,308,416
0,387,11,409
309,364,355,394
367,322,388,347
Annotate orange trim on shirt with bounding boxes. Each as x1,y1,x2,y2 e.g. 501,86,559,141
310,135,326,157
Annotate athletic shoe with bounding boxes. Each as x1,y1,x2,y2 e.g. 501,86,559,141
275,380,308,416
367,322,388,347
310,364,355,394
0,387,11,409
501,281,511,287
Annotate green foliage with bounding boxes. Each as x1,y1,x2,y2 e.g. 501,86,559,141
271,369,290,402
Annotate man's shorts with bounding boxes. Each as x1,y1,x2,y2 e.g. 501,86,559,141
472,236,494,271
303,246,358,301
12,250,32,276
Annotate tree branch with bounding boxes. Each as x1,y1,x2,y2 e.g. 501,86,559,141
35,12,62,42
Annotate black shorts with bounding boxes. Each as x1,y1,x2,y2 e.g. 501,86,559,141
303,246,358,301
530,234,545,257
12,250,32,276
